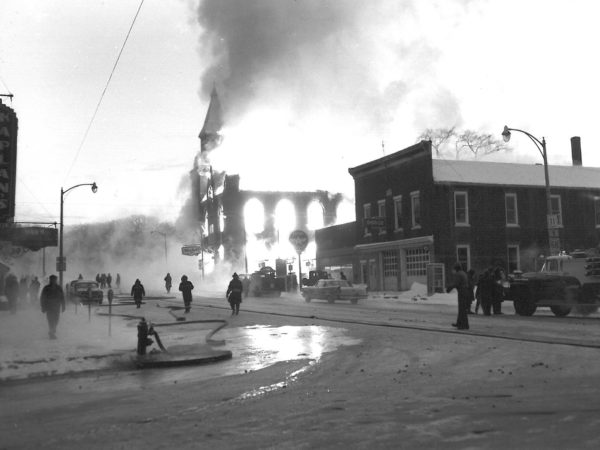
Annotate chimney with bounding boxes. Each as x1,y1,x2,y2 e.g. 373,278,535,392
571,136,582,166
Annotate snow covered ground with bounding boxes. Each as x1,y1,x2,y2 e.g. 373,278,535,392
0,283,459,381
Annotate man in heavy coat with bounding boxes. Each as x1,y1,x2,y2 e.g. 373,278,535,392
131,279,146,309
226,273,243,316
178,275,194,313
40,275,65,339
446,262,470,330
5,273,19,314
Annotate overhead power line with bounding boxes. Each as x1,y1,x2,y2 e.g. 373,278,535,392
63,0,146,183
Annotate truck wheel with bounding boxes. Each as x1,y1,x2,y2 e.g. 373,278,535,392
514,299,536,316
550,305,572,317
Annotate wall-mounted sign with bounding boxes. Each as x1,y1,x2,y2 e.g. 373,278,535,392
0,102,18,223
0,226,57,250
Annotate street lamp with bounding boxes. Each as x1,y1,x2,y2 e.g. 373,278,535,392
151,230,168,265
59,182,98,289
502,126,557,254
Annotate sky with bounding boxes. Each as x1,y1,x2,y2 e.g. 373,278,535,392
2,0,600,226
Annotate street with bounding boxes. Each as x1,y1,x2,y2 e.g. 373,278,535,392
2,290,600,449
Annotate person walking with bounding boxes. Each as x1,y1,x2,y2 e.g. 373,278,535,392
226,273,243,316
446,262,470,330
116,273,121,289
164,273,172,294
40,275,65,339
492,266,505,315
29,276,41,305
106,273,112,289
178,275,194,313
478,268,494,316
130,279,146,308
5,273,19,314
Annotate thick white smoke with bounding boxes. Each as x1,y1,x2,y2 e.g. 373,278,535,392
195,0,469,194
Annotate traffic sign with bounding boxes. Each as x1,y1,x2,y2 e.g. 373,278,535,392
56,256,66,272
289,230,309,253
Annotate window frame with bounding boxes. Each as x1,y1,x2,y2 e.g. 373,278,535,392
363,203,372,236
507,244,520,273
410,191,421,229
393,195,403,231
550,194,563,227
454,191,469,226
505,193,519,226
377,199,386,235
456,244,470,271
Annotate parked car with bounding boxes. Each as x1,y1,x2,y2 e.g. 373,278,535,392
67,280,103,304
302,279,367,304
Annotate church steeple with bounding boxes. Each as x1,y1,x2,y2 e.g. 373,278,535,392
199,86,223,153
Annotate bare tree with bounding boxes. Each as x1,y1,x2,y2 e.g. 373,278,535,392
417,127,456,156
455,130,511,159
417,127,511,159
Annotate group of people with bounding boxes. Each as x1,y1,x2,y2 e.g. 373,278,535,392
163,273,195,313
447,264,507,330
95,273,120,289
3,273,42,314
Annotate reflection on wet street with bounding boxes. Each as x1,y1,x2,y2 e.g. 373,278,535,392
140,325,361,386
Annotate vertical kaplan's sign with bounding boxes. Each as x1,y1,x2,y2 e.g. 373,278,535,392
0,101,17,223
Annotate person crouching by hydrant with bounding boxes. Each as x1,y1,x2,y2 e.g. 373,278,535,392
131,279,146,309
40,275,66,339
137,318,154,355
446,262,470,330
179,275,194,313
226,273,243,316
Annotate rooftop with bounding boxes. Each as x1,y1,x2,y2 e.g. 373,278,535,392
432,159,600,189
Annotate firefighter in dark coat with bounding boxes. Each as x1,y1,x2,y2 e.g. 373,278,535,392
130,279,146,308
40,275,66,339
446,262,470,330
178,275,194,313
164,273,172,294
492,266,505,315
5,273,19,314
226,273,243,316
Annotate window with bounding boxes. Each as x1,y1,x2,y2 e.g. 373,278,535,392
550,195,563,226
411,191,421,229
456,245,470,271
507,245,520,273
505,193,518,226
382,250,398,277
377,199,386,218
393,195,402,230
363,203,371,236
454,191,469,225
377,200,386,234
595,197,600,227
406,246,429,276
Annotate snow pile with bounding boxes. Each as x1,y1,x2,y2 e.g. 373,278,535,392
0,305,135,381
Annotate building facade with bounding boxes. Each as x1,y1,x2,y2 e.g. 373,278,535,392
316,139,600,291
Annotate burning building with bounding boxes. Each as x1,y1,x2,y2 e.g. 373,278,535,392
189,88,344,276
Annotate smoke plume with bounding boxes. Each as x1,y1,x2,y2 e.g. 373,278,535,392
195,0,469,192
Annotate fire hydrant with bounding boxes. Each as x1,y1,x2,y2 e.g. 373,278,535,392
136,318,154,355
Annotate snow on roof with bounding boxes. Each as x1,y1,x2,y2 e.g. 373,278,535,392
432,159,600,189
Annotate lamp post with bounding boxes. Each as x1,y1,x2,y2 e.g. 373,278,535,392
59,182,98,290
151,230,168,265
502,126,558,254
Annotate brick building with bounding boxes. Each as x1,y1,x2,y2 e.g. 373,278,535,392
316,139,600,291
